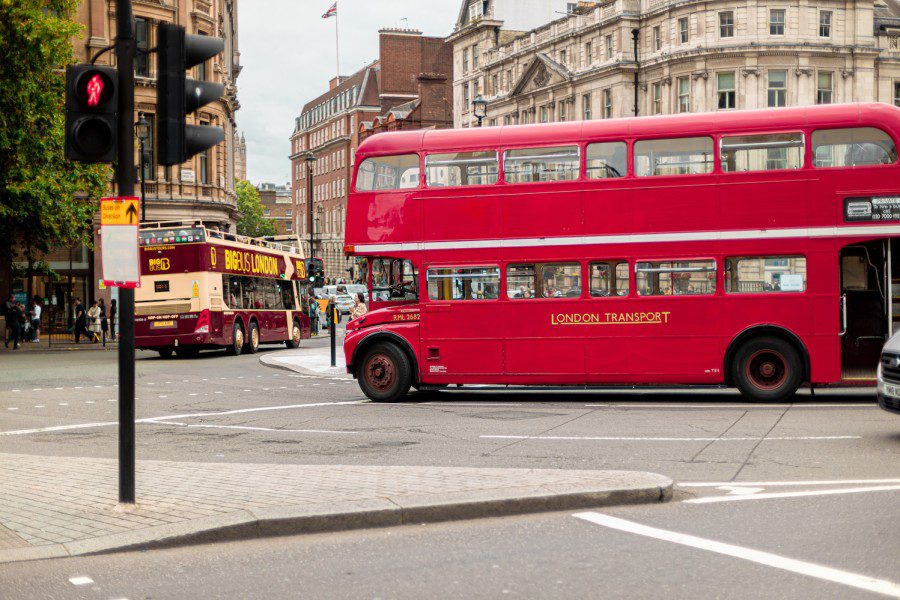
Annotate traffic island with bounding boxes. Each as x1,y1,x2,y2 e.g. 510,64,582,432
0,452,672,564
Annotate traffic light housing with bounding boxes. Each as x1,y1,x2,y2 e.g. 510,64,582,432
306,258,325,285
65,65,118,163
157,24,225,166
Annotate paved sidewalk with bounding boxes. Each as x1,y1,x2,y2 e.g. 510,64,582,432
0,338,117,354
0,452,671,563
261,345,348,377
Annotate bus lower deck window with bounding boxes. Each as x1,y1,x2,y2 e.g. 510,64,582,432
504,146,579,183
586,142,627,179
426,151,499,187
427,267,500,301
636,261,716,296
635,137,714,176
726,256,807,293
812,127,898,168
506,263,581,298
590,262,629,297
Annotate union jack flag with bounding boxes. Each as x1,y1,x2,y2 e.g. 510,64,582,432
322,2,337,18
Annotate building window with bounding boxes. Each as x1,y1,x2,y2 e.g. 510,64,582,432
719,11,734,38
606,34,614,59
895,81,900,106
468,0,483,22
603,88,612,118
473,45,479,69
583,93,592,120
286,222,293,232
679,17,689,44
768,70,787,107
135,18,150,77
817,72,833,104
819,11,832,37
196,32,209,81
540,105,549,123
677,77,690,113
462,48,469,74
199,124,211,184
585,41,592,65
559,48,567,65
464,82,470,109
506,69,513,90
652,82,662,114
141,113,155,180
717,72,736,109
653,26,661,51
491,73,499,95
770,9,785,36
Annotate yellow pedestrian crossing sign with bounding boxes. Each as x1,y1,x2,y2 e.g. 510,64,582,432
101,196,140,225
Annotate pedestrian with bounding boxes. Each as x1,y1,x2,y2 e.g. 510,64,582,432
350,292,368,320
87,301,101,343
73,298,87,343
109,299,117,340
309,295,320,335
3,293,14,348
7,301,23,349
99,298,108,343
30,297,42,343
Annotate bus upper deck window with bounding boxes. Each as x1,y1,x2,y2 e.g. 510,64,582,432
812,127,898,168
635,137,714,177
721,133,805,172
586,142,627,179
426,151,499,187
504,146,579,183
356,154,420,191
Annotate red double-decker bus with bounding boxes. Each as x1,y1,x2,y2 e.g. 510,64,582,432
343,103,900,402
135,223,316,358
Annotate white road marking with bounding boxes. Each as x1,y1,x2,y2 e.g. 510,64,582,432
68,576,94,586
426,403,524,407
481,435,860,442
685,485,900,504
58,403,68,406
574,512,900,598
717,485,764,495
680,479,900,487
0,401,367,436
34,405,44,408
85,401,95,404
7,407,17,411
182,424,359,434
583,404,874,409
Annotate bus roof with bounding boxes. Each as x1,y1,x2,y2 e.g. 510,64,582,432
355,103,900,158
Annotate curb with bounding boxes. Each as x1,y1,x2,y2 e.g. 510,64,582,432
259,352,350,378
0,474,673,564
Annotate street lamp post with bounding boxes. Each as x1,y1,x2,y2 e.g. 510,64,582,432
136,113,151,223
305,153,316,259
472,95,488,127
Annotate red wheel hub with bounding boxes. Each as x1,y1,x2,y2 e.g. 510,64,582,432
745,350,788,391
365,354,396,392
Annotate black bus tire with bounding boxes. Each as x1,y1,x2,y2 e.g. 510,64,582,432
245,322,260,354
157,347,174,359
285,320,302,348
227,322,244,356
732,336,803,402
175,347,199,359
357,342,412,402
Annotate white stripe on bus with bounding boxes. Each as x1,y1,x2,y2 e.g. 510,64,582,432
353,224,900,253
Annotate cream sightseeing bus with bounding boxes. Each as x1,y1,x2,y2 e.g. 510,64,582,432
135,222,319,358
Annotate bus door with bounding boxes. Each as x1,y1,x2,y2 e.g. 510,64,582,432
420,265,504,382
839,242,889,380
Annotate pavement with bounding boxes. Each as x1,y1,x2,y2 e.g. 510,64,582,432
0,451,670,564
0,337,117,353
260,341,347,377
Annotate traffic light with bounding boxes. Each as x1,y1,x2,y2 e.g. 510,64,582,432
306,258,325,285
65,65,118,163
156,23,225,166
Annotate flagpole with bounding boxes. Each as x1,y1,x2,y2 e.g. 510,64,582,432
334,1,340,81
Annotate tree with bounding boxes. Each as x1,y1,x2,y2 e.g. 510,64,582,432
0,0,108,297
235,180,277,238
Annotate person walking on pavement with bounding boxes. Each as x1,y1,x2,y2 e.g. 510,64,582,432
309,294,320,336
30,297,42,343
98,299,108,344
3,294,14,348
350,292,368,320
7,301,23,349
87,301,101,343
109,299,117,341
73,298,87,343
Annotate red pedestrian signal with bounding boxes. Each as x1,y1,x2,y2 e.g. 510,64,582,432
65,65,118,163
86,74,104,106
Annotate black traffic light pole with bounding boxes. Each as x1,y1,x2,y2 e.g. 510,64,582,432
116,0,137,505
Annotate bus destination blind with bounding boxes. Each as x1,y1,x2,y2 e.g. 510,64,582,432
844,196,900,223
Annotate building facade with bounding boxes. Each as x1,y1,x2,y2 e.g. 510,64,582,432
449,0,900,129
234,131,247,181
257,183,294,236
289,29,452,281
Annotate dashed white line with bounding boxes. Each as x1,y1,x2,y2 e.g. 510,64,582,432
680,479,900,488
34,405,44,408
481,435,861,442
7,407,18,411
182,424,358,434
574,512,900,598
58,403,68,406
68,576,94,586
685,484,900,504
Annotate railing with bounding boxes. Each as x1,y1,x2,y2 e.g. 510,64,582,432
141,221,303,255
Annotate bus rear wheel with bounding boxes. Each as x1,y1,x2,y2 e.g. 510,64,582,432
245,322,260,354
175,347,199,359
227,323,244,356
285,320,302,348
358,342,412,402
733,336,802,402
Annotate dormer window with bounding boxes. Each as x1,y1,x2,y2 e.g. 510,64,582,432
468,1,484,22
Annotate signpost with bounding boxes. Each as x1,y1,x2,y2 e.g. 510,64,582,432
100,197,141,289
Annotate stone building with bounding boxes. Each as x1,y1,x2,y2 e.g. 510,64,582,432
6,1,242,321
289,29,452,281
234,131,247,181
257,183,294,236
449,0,900,129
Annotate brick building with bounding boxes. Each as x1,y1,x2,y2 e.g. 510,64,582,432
257,183,294,236
289,29,453,281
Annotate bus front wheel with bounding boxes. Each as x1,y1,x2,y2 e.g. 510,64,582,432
285,320,302,348
733,336,802,402
245,322,260,354
227,323,244,356
358,342,412,402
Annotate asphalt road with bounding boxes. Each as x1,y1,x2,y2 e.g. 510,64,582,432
0,341,898,598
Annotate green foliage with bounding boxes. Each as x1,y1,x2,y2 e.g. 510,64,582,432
0,0,108,274
235,179,277,238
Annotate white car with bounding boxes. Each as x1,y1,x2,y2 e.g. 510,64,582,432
344,284,369,303
877,331,900,415
321,285,355,314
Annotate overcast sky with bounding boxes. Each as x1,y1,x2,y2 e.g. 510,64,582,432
238,0,461,185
